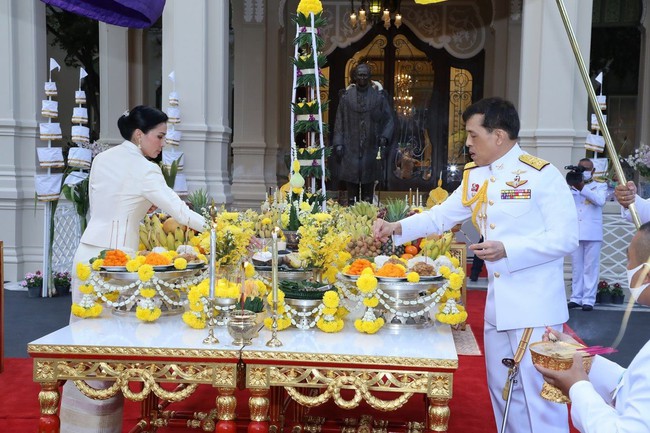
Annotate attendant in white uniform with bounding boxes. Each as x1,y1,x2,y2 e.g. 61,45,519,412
373,97,578,433
535,222,650,433
568,158,607,311
615,181,650,224
60,106,206,433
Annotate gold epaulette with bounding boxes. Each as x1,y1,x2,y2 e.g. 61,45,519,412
519,154,549,171
464,162,478,170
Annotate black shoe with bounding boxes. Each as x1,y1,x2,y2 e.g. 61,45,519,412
582,304,593,311
470,276,478,282
567,301,581,309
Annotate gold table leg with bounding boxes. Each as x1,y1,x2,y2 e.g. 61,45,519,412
427,397,450,432
38,382,61,433
215,387,237,433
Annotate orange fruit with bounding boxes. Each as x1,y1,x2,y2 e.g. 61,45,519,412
401,253,414,260
404,245,419,256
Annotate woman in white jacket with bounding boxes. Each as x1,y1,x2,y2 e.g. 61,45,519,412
535,222,650,433
61,105,206,433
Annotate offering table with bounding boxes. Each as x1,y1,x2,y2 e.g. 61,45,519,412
28,313,457,432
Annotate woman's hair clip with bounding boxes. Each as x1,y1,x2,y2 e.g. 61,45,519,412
122,110,130,117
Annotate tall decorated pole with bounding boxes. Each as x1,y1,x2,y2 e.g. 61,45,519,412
291,0,329,211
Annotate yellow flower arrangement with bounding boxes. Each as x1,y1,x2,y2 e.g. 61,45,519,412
196,211,255,267
215,278,241,299
297,0,323,17
76,262,91,281
91,259,104,271
297,214,351,279
182,311,206,329
407,272,420,283
435,300,468,325
71,303,103,318
363,297,379,308
138,264,155,282
136,305,162,322
317,289,344,333
354,317,384,334
173,257,187,270
78,284,95,295
140,288,157,298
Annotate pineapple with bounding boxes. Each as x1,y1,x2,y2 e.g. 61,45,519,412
380,198,408,256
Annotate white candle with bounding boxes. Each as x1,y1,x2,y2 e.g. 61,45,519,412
209,224,216,298
271,227,279,307
416,188,419,206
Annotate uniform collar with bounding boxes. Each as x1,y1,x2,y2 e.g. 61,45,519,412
123,140,145,157
489,143,522,173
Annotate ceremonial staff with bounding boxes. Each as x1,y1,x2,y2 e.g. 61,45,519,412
554,0,640,228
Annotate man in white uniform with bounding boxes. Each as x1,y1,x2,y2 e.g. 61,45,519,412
567,158,607,311
535,222,650,433
373,97,578,433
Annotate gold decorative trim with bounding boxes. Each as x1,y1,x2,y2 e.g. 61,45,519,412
28,344,242,359
428,373,453,399
241,350,457,369
34,359,237,390
29,345,457,370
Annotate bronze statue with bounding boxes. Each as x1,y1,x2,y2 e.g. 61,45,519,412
332,63,394,204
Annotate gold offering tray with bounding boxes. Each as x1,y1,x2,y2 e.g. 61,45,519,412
98,267,205,282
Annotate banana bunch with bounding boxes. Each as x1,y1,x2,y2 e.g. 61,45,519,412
349,201,377,219
139,214,193,251
254,213,276,238
337,213,373,239
421,231,454,259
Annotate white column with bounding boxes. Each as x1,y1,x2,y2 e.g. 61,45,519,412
162,0,231,204
0,0,46,281
230,0,271,209
518,0,593,168
637,9,650,152
99,23,129,145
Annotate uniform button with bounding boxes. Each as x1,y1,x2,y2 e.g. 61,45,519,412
494,272,500,278
489,200,494,206
490,223,496,229
490,176,496,182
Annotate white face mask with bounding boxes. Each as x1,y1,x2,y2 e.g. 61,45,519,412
627,263,650,302
582,171,592,181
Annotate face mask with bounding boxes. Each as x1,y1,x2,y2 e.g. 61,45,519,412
627,263,650,302
582,171,592,181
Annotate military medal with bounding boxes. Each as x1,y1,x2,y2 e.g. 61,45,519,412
505,169,528,188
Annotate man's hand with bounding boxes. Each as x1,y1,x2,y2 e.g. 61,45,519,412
334,145,344,162
615,181,637,209
468,240,506,261
372,218,400,242
534,353,589,398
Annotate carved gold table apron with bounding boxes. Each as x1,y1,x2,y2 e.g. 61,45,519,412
28,313,457,432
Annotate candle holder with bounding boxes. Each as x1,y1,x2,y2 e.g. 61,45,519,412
265,300,283,348
266,228,283,348
203,297,220,345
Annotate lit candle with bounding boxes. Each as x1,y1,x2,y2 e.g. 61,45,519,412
271,227,279,307
359,9,366,21
209,224,216,298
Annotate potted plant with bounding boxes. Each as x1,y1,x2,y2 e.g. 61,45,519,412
597,280,613,304
21,271,43,298
611,282,625,304
53,271,72,296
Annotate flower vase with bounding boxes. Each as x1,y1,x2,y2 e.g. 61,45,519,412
27,285,41,298
226,309,258,345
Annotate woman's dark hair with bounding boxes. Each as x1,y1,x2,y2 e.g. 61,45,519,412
462,97,520,140
117,105,168,141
